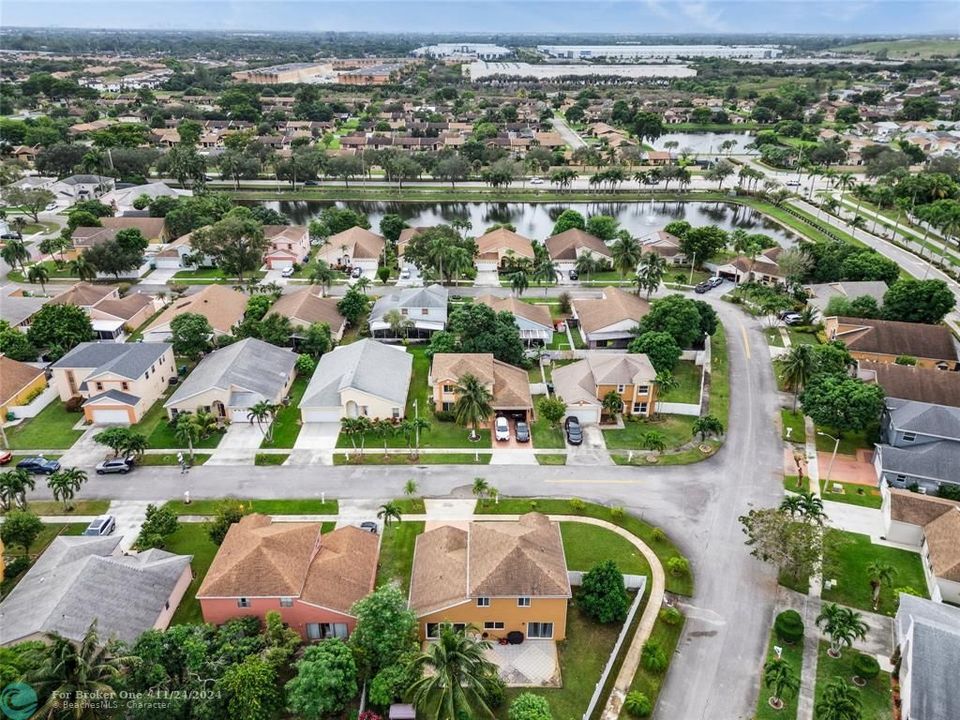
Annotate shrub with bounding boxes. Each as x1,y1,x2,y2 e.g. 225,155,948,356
640,642,668,673
65,396,83,413
667,556,689,577
853,653,880,681
486,675,507,709
651,527,667,543
610,505,625,520
774,609,804,644
623,691,652,717
508,692,552,720
578,560,630,624
2,556,29,579
658,607,683,626
434,410,455,422
207,500,250,546
569,497,586,512
558,291,571,314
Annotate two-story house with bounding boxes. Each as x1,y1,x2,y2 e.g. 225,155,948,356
552,351,658,425
51,342,176,424
430,352,533,424
473,294,553,345
409,513,571,642
368,284,448,340
824,316,960,370
475,227,535,272
262,225,310,270
544,228,611,276
874,398,960,494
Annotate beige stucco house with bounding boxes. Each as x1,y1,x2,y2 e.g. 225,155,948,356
142,285,248,343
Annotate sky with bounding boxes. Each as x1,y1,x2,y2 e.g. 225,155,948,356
2,0,957,35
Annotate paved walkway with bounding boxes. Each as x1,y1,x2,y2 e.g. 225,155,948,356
797,415,822,720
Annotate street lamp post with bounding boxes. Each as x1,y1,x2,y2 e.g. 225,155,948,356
688,251,697,286
817,431,840,489
413,398,420,456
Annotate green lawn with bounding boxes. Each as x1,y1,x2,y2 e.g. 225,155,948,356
709,324,730,426
560,522,649,576
13,500,110,516
814,427,875,456
623,604,686,717
531,417,566,449
820,480,882,509
660,361,702,404
547,331,571,350
375,521,424,592
260,376,309,449
603,415,697,451
787,329,820,346
781,409,806,443
163,498,338,516
477,498,693,596
134,394,225,450
138,452,211,466
527,365,544,383
765,328,785,347
7,260,79,282
1,523,87,598
254,453,289,465
5,402,84,450
822,530,928,615
165,523,219,625
333,452,492,465
814,642,892,720
754,619,804,720
784,475,808,493
537,453,567,465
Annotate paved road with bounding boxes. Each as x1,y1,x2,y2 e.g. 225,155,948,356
550,115,587,150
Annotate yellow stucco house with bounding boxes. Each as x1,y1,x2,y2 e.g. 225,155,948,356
551,351,659,425
0,356,46,420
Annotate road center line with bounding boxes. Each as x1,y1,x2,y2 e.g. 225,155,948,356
739,322,751,360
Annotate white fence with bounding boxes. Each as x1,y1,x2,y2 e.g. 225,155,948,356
568,571,647,590
6,384,56,419
657,401,700,417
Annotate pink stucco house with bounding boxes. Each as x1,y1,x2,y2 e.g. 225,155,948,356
196,514,379,640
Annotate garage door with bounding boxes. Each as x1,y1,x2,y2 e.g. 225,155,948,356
231,408,250,422
566,406,600,426
90,408,131,425
271,259,294,269
476,261,498,272
302,408,341,423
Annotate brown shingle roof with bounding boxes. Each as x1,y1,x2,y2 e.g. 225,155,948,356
572,286,649,334
545,229,610,262
923,508,960,582
473,295,552,330
431,353,533,410
270,288,346,330
144,284,247,335
49,282,117,308
93,293,153,321
888,488,960,526
831,317,959,361
858,361,960,408
323,226,385,261
409,525,468,615
0,356,44,406
101,216,166,240
476,227,534,259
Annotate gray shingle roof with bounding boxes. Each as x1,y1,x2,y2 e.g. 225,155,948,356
887,398,960,438
165,338,297,408
302,339,412,409
878,440,960,482
369,284,448,323
0,536,191,645
895,596,960,720
82,389,141,406
52,342,171,379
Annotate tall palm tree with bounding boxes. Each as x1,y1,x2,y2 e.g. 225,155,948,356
27,263,50,293
849,215,867,240
174,412,201,462
574,252,596,283
0,468,36,511
533,255,558,295
407,625,500,720
1,238,30,273
377,501,402,527
654,370,678,417
247,401,277,441
763,657,800,710
611,233,642,281
47,468,87,511
780,344,814,412
836,172,855,205
510,266,529,297
816,604,868,658
453,374,494,441
636,252,667,298
71,254,97,282
384,308,414,340
309,260,337,297
814,679,863,720
866,560,897,610
11,215,29,239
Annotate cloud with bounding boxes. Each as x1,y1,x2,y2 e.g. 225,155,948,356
679,1,730,32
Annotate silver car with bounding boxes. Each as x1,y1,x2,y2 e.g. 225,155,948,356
83,515,116,537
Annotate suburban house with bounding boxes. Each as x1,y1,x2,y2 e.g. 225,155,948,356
894,595,960,720
804,280,889,317
570,286,650,349
552,351,658,425
71,217,169,248
0,355,46,420
141,284,248,343
874,398,960,493
197,514,378,641
715,247,785,286
544,228,611,274
824,317,960,370
270,287,347,342
263,224,310,269
52,342,175,424
640,230,686,265
0,535,192,646
99,181,188,215
475,227,535,272
408,513,571,642
368,284,448,340
50,174,115,201
396,226,430,259
317,226,385,272
857,360,960,408
881,483,959,544
300,339,412,422
430,353,533,422
151,230,208,270
474,294,553,345
0,286,48,332
50,283,156,341
164,338,297,423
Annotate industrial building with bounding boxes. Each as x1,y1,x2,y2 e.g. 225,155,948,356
412,43,512,60
536,44,782,60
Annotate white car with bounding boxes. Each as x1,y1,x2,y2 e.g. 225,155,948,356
530,176,544,185
494,416,510,441
280,267,295,278
400,267,411,280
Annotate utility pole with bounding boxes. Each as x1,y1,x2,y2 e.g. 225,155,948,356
413,398,420,456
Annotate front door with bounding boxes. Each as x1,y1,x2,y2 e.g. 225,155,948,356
212,400,226,419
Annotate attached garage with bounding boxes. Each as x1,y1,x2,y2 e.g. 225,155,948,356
268,258,294,270
564,404,600,426
89,407,133,425
302,408,342,423
476,259,498,273
231,408,251,423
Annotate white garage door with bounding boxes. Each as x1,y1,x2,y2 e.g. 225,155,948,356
90,408,131,425
476,261,498,272
302,408,341,423
154,257,183,269
566,406,600,425
271,259,294,269
231,408,250,422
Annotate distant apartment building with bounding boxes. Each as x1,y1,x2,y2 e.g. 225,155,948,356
412,43,512,60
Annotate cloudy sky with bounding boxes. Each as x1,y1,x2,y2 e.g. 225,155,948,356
3,0,955,34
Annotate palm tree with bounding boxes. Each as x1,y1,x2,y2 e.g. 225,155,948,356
247,401,277,441
71,253,97,281
377,501,402,527
453,374,494,441
798,491,826,524
814,679,863,720
472,477,490,498
174,412,201,462
763,657,800,710
384,308,414,340
47,467,87,511
193,410,219,438
122,433,149,460
654,370,678,417
1,238,30,273
28,621,127,719
849,215,866,240
574,252,596,282
408,416,431,458
780,344,814,412
510,266,529,297
636,252,667,298
403,478,418,497
611,233,642,281
407,624,500,720
11,216,29,239
836,172,855,205
816,604,868,658
602,390,624,418
309,260,337,296
533,255,558,295
692,415,724,441
642,431,667,452
0,468,36,511
780,494,805,518
866,560,897,610
27,263,50,293
372,417,396,454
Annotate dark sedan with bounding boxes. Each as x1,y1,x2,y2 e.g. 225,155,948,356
564,416,584,446
17,457,61,474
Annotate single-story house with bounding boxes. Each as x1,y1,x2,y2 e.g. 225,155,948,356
368,284,448,340
71,217,168,248
300,339,412,422
151,230,203,270
857,360,960,408
551,351,658,425
141,284,248,343
270,288,347,342
49,283,156,341
473,294,553,345
570,286,650,349
894,595,960,720
804,280,889,317
825,316,960,370
99,181,188,215
263,224,310,269
0,286,48,332
0,356,46,419
197,514,378,641
544,228,611,273
475,227,535,271
52,342,175,424
430,353,533,421
164,338,297,423
317,226,385,272
409,513,572,642
0,535,192,646
640,230,687,265
716,247,785,286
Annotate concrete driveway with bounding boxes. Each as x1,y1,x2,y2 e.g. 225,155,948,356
294,422,340,450
566,424,613,466
206,421,266,465
59,425,110,466
474,270,501,286
108,500,154,552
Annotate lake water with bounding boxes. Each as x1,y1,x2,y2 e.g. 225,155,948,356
652,131,756,155
256,199,798,247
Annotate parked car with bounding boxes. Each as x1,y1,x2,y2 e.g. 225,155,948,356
564,416,583,445
530,176,544,185
400,267,411,280
708,276,724,288
0,232,19,240
785,180,800,187
359,521,378,534
45,202,58,211
83,515,116,537
0,451,13,465
515,421,530,443
95,458,134,475
16,457,61,474
781,312,803,325
351,266,363,279
494,416,510,441
280,267,295,278
568,269,579,281
303,180,320,186
694,281,711,294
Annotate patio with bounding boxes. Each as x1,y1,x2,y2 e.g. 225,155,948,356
484,639,560,688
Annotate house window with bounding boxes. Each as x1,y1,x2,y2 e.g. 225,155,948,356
442,384,455,393
307,623,348,640
145,371,149,379
902,432,917,442
392,407,400,419
616,384,625,393
401,308,409,316
477,597,490,607
484,621,505,630
633,402,648,414
237,598,251,608
95,382,104,391
421,308,429,315
637,385,649,395
442,401,454,412
426,623,467,639
517,597,531,607
360,406,369,416
895,474,907,482
280,598,293,607
527,622,554,639
122,382,129,391
151,364,156,373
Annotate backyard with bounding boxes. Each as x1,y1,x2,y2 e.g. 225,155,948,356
660,360,702,404
375,520,424,593
4,401,84,450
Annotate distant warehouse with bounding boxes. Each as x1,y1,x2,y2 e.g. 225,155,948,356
412,43,512,60
232,62,334,84
537,44,783,60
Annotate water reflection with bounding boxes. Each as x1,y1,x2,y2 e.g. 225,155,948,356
652,131,756,154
